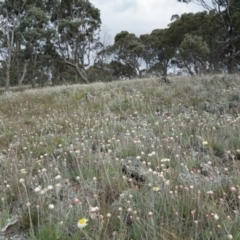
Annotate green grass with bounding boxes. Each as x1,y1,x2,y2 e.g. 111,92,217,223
0,75,240,239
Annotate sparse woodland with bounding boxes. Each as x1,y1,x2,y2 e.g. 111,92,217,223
0,0,240,90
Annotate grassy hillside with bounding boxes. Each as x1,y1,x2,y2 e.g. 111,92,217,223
0,75,240,240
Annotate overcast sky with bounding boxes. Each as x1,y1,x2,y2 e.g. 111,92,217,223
90,0,207,41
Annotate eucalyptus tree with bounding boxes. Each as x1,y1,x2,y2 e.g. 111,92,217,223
166,11,224,74
0,0,55,88
140,33,159,70
94,27,111,65
177,34,210,75
111,31,145,78
17,6,52,87
153,29,176,76
109,60,135,79
54,0,101,83
163,12,205,75
177,0,240,73
0,0,29,90
140,29,175,76
197,10,224,72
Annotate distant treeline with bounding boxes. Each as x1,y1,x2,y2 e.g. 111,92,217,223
0,0,239,90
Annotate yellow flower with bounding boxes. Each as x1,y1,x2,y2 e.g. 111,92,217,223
152,186,160,192
20,168,27,174
202,140,208,145
161,158,170,162
77,218,88,229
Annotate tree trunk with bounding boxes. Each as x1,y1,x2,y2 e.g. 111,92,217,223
162,63,168,76
30,55,38,88
182,59,194,76
136,67,142,78
223,18,234,74
16,41,21,83
5,56,11,91
5,29,14,91
65,61,89,83
18,61,29,88
194,60,199,75
226,39,235,74
75,64,89,83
